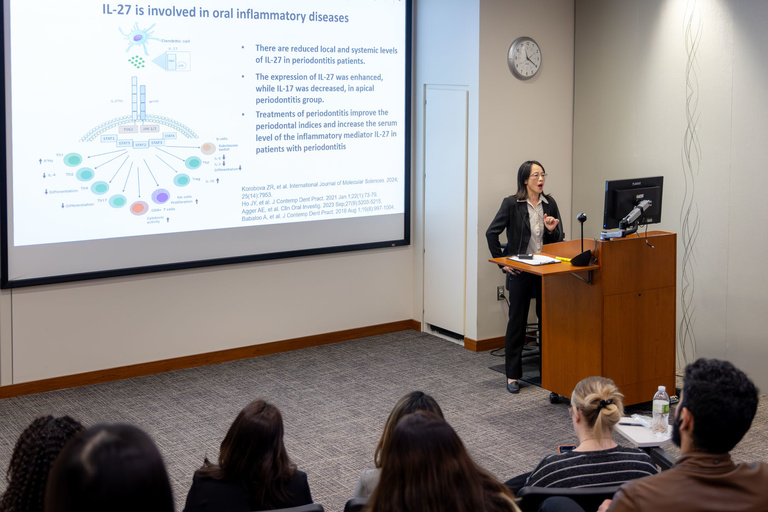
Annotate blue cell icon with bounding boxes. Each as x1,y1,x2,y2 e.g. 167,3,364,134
152,188,170,204
185,156,202,170
64,153,83,167
76,168,95,181
91,181,109,195
174,174,191,187
109,195,127,208
120,23,159,55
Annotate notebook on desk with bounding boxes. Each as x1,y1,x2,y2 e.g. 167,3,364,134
507,254,561,266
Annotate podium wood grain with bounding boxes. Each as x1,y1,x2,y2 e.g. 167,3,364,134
489,231,676,405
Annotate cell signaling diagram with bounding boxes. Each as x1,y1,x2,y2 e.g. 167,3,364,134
42,23,234,226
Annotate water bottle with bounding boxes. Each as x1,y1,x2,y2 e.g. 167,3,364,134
652,385,670,435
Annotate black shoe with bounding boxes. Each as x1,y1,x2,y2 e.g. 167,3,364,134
507,381,520,394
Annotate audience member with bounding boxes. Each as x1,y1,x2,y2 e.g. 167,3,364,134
353,391,444,498
0,415,84,512
600,358,768,511
183,399,312,512
509,376,657,491
364,411,520,512
44,423,174,512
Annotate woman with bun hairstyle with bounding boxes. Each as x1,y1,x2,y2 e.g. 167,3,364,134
523,376,658,488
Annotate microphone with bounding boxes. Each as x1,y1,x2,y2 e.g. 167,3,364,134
571,213,592,267
515,212,529,257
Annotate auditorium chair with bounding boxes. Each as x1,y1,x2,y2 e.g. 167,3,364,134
516,485,620,512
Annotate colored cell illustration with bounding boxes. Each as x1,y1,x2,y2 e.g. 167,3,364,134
130,201,149,215
76,168,95,181
201,142,216,155
91,181,109,195
64,153,83,167
120,23,160,55
185,156,202,169
174,174,191,187
109,195,127,208
152,188,170,204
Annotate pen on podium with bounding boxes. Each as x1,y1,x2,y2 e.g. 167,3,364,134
554,256,571,263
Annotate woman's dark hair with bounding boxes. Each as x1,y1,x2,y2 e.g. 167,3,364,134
0,415,84,512
44,423,174,512
197,399,296,510
366,412,517,512
514,160,549,200
374,391,443,468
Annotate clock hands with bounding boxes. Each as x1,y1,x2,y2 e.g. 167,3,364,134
524,47,539,69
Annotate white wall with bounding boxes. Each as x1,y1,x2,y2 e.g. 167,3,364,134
1,247,412,384
412,0,574,343
573,0,768,388
412,0,480,337
476,0,575,341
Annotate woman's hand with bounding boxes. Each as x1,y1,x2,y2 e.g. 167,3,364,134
544,214,560,232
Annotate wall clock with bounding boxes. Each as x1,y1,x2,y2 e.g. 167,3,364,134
508,36,541,80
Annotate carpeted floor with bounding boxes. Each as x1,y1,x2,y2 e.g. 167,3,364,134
1,331,766,512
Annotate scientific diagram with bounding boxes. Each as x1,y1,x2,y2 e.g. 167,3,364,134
58,76,215,217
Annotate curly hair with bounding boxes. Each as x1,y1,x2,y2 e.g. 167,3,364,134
0,415,84,512
682,358,759,453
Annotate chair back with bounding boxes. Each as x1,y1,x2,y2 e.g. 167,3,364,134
253,504,324,512
516,485,620,512
343,497,367,512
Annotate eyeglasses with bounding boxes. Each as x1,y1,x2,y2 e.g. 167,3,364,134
530,173,548,180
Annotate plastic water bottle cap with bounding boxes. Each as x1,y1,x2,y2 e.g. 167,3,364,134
658,385,666,391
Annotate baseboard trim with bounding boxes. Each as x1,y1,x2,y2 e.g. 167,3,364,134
0,319,421,398
464,336,505,352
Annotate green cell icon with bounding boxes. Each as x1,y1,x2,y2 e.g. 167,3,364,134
185,156,202,170
109,195,127,208
174,174,191,187
91,181,109,195
76,168,95,181
64,153,83,167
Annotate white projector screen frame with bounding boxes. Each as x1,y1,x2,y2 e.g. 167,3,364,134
1,0,411,287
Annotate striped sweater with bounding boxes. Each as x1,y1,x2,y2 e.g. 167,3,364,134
524,445,659,488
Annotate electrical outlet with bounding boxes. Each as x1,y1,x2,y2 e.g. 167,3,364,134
497,286,505,301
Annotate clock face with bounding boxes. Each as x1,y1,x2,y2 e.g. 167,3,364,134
508,37,541,80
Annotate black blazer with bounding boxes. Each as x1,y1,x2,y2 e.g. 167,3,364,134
486,195,564,260
183,470,313,512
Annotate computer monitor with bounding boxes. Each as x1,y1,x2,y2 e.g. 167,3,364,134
602,176,664,235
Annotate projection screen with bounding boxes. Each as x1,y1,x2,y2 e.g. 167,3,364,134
1,0,411,287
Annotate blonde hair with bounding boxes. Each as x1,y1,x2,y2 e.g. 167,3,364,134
570,376,624,442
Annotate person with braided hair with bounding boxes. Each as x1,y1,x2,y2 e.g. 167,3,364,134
0,415,84,512
522,376,658,489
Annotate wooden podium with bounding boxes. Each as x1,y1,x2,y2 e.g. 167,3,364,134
489,231,676,405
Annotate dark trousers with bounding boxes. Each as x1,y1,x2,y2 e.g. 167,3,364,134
505,272,542,379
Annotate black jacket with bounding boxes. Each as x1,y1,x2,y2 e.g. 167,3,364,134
486,195,564,260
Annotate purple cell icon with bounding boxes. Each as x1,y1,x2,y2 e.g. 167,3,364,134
152,188,170,204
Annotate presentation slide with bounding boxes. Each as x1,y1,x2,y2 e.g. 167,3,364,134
2,0,410,286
